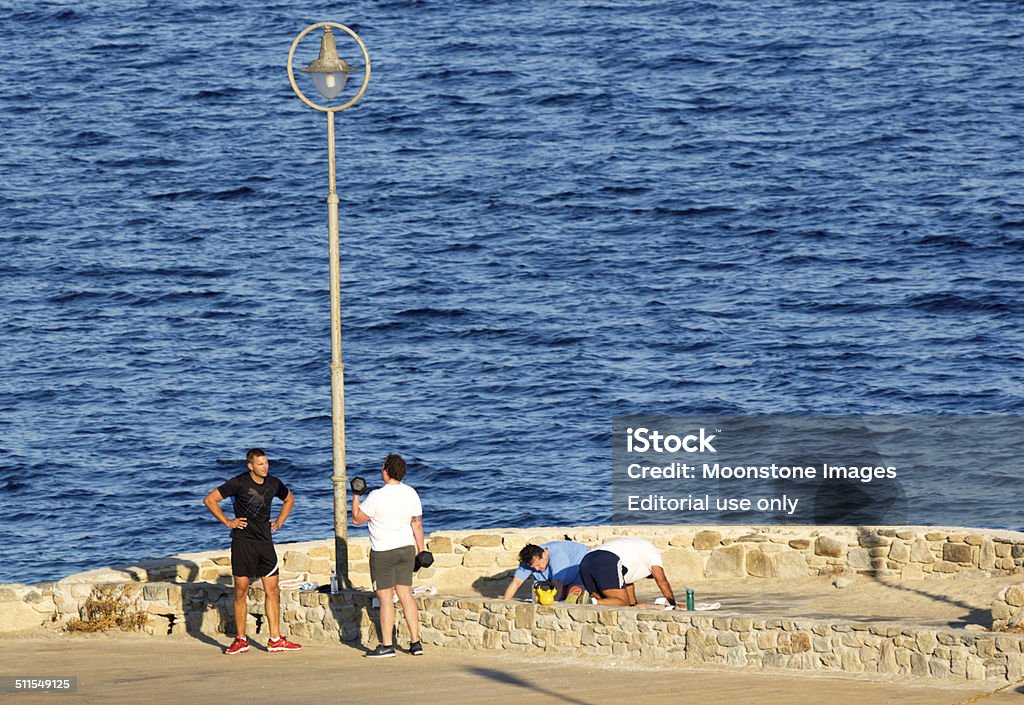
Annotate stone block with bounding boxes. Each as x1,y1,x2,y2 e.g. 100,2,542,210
900,564,925,581
483,630,503,649
428,536,454,553
847,548,872,571
814,536,844,558
788,539,811,550
461,534,504,548
462,550,498,569
0,601,46,632
685,628,716,661
888,542,910,563
746,548,808,580
308,558,332,576
660,548,705,582
916,631,937,655
308,544,332,558
858,533,889,548
965,534,984,546
1004,584,1024,608
980,540,997,570
706,544,745,578
933,561,960,574
910,539,935,563
514,603,535,629
717,632,741,647
943,543,974,564
143,584,170,602
283,551,310,572
669,534,693,548
693,531,723,551
598,610,618,626
508,629,531,645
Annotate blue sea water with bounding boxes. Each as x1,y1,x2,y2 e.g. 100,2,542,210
1,0,1023,584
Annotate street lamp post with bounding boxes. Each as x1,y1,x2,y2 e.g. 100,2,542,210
287,22,371,588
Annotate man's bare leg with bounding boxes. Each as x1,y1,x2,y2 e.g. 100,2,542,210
262,573,281,639
592,586,631,606
377,588,396,646
394,584,420,643
233,576,250,638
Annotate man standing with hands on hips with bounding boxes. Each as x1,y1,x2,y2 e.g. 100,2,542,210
203,448,302,655
352,453,426,658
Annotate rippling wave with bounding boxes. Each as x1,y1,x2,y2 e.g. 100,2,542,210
1,0,1022,583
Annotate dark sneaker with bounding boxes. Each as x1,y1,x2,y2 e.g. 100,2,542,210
409,640,423,656
268,636,302,652
364,644,396,658
225,637,249,655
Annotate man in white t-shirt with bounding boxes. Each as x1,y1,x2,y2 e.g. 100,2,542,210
578,537,680,608
352,453,426,658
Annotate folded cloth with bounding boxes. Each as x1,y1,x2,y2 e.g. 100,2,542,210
695,602,721,610
278,573,309,590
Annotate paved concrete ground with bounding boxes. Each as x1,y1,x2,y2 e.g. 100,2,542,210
2,632,1022,705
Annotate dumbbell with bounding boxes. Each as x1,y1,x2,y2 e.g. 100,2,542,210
414,551,434,572
350,476,370,496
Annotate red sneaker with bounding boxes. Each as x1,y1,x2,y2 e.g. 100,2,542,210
268,636,302,652
225,637,249,655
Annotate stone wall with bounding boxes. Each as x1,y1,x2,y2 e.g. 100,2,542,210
46,525,1024,594
4,524,1023,684
992,584,1024,632
38,581,1024,685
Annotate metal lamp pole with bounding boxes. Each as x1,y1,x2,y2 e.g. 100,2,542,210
287,22,371,588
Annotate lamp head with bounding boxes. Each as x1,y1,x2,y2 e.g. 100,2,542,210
300,26,362,99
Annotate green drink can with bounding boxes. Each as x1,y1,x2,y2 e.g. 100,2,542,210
686,588,695,611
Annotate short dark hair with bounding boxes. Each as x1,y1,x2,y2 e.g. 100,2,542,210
383,453,407,481
246,448,266,464
518,544,543,567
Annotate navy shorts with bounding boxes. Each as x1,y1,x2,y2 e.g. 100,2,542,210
231,539,280,579
578,550,627,594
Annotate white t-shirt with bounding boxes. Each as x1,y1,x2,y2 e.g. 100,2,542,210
359,482,422,552
596,538,663,584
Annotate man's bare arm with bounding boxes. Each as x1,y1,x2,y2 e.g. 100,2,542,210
411,515,426,553
203,489,247,530
351,494,370,526
271,491,295,531
502,576,526,601
650,566,677,606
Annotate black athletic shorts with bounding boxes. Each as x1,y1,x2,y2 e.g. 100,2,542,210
578,550,627,594
370,545,416,591
231,539,280,579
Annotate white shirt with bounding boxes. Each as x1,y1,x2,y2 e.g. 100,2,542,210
359,482,422,552
595,538,663,584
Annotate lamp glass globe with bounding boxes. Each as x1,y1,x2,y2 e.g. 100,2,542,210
312,72,348,99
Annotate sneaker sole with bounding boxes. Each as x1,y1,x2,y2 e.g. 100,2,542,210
268,646,302,652
365,652,396,658
225,647,249,655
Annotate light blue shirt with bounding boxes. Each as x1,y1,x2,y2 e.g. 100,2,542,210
514,540,589,585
